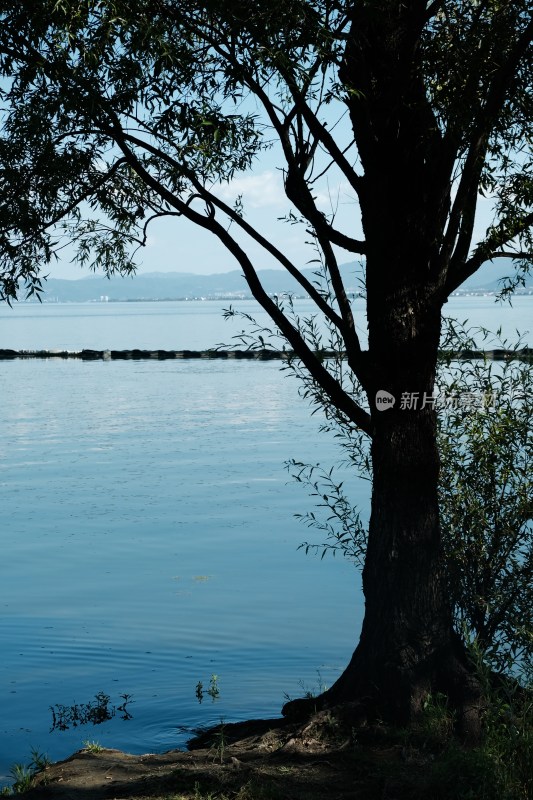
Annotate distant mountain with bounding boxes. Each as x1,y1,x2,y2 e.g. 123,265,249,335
32,257,531,303
36,263,366,303
456,257,532,293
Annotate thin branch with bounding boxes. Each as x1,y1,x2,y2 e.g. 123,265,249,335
137,211,182,247
0,157,128,243
211,227,374,436
444,212,533,293
227,65,366,360
207,25,363,200
278,109,365,365
441,16,533,266
446,182,480,278
309,137,356,184
115,130,348,332
486,251,533,260
113,131,373,435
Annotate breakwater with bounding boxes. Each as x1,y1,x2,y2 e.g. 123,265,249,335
0,348,532,361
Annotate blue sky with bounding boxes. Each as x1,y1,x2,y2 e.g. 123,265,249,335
48,163,497,281
50,137,366,279
47,102,498,281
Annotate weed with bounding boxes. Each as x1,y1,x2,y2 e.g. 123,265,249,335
195,674,220,704
1,747,51,795
210,718,227,764
164,785,217,800
233,780,285,800
82,740,104,753
409,681,533,799
416,692,455,751
192,782,216,799
284,668,328,704
8,764,34,794
28,747,51,773
207,674,220,702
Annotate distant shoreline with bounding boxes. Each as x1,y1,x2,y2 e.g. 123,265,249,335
15,289,533,304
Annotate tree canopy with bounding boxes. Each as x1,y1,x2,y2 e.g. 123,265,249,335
1,1,531,295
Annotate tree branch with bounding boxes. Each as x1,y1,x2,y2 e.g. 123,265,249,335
440,16,533,267
202,33,365,253
282,74,363,199
115,130,349,333
229,65,366,361
112,130,373,435
38,158,128,236
486,251,533,260
444,211,533,294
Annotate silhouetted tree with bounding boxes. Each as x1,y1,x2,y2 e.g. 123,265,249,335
1,0,531,732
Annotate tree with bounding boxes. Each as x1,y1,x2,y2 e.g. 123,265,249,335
438,326,533,679
0,0,531,733
287,321,533,679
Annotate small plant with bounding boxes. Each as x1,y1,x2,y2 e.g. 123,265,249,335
207,674,220,702
8,764,34,794
414,692,455,751
192,782,216,800
210,718,227,764
116,693,133,720
1,748,51,795
28,747,51,773
82,740,104,753
284,669,328,703
196,674,220,704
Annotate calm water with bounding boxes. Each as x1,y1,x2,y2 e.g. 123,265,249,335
0,295,531,350
0,355,366,786
0,296,531,785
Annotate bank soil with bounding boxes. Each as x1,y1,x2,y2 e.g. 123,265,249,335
20,708,449,800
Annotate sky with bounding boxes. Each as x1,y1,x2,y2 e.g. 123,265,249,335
45,101,497,282
49,143,366,279
48,160,497,281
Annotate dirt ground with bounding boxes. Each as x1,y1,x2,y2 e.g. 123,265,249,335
20,709,442,800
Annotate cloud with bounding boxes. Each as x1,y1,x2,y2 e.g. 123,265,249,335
216,170,286,209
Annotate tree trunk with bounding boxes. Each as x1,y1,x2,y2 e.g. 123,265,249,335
283,284,482,734
281,4,485,734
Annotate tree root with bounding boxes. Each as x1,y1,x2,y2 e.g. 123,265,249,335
282,637,485,743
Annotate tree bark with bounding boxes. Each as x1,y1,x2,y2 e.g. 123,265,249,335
283,280,482,735
274,2,487,734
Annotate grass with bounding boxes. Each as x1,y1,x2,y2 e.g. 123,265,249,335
209,719,227,764
82,739,105,753
381,684,533,800
0,749,51,795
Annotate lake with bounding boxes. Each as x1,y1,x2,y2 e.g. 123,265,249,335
0,296,531,786
0,295,531,351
